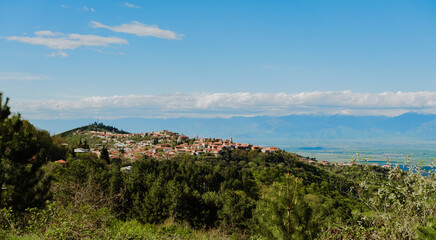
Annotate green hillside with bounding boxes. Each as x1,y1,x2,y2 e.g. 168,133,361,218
59,122,130,137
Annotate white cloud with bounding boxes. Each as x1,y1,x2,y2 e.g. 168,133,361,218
5,31,128,56
82,6,95,12
67,34,127,46
0,72,49,81
47,51,68,57
11,91,436,120
91,21,183,40
35,30,63,37
61,4,69,8
124,2,141,9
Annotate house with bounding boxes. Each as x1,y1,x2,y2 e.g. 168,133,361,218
176,149,188,154
261,146,280,153
74,148,89,153
114,143,125,148
251,145,262,150
54,159,67,168
236,143,252,150
120,166,131,173
177,134,190,143
162,147,172,152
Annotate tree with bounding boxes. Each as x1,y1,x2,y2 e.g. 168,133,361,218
0,92,9,206
100,146,110,162
252,174,318,239
0,92,10,120
0,92,54,211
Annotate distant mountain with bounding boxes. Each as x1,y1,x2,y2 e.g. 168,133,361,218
58,122,130,137
32,112,436,144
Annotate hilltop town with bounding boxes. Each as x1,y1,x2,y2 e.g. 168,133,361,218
68,128,281,161
63,124,392,168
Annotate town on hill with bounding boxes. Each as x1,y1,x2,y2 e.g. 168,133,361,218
63,123,393,168
66,127,280,161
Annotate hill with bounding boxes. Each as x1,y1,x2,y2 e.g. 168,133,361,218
59,122,130,137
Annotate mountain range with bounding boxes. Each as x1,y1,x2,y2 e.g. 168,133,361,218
31,112,436,145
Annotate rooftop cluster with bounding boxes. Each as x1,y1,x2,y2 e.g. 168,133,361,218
71,129,280,161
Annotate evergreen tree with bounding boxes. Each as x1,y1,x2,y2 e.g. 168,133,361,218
252,174,318,239
100,146,110,162
0,92,54,211
109,163,123,196
0,92,10,120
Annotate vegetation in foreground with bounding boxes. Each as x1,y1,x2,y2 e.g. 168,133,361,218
1,92,436,239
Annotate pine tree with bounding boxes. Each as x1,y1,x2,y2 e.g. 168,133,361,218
0,92,10,120
100,146,110,162
252,174,318,239
0,92,54,211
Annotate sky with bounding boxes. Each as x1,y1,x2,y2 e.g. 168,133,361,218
1,0,436,120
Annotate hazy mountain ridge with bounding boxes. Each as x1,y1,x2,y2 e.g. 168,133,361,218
32,112,436,144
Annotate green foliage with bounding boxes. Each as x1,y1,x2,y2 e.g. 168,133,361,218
0,92,11,121
322,162,436,240
1,203,231,239
252,175,319,239
100,146,110,162
0,92,63,211
218,190,254,230
417,217,436,240
1,147,436,239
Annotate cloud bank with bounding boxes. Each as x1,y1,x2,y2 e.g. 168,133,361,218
91,21,183,40
11,91,436,120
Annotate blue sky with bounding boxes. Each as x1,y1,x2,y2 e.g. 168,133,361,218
1,0,436,119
